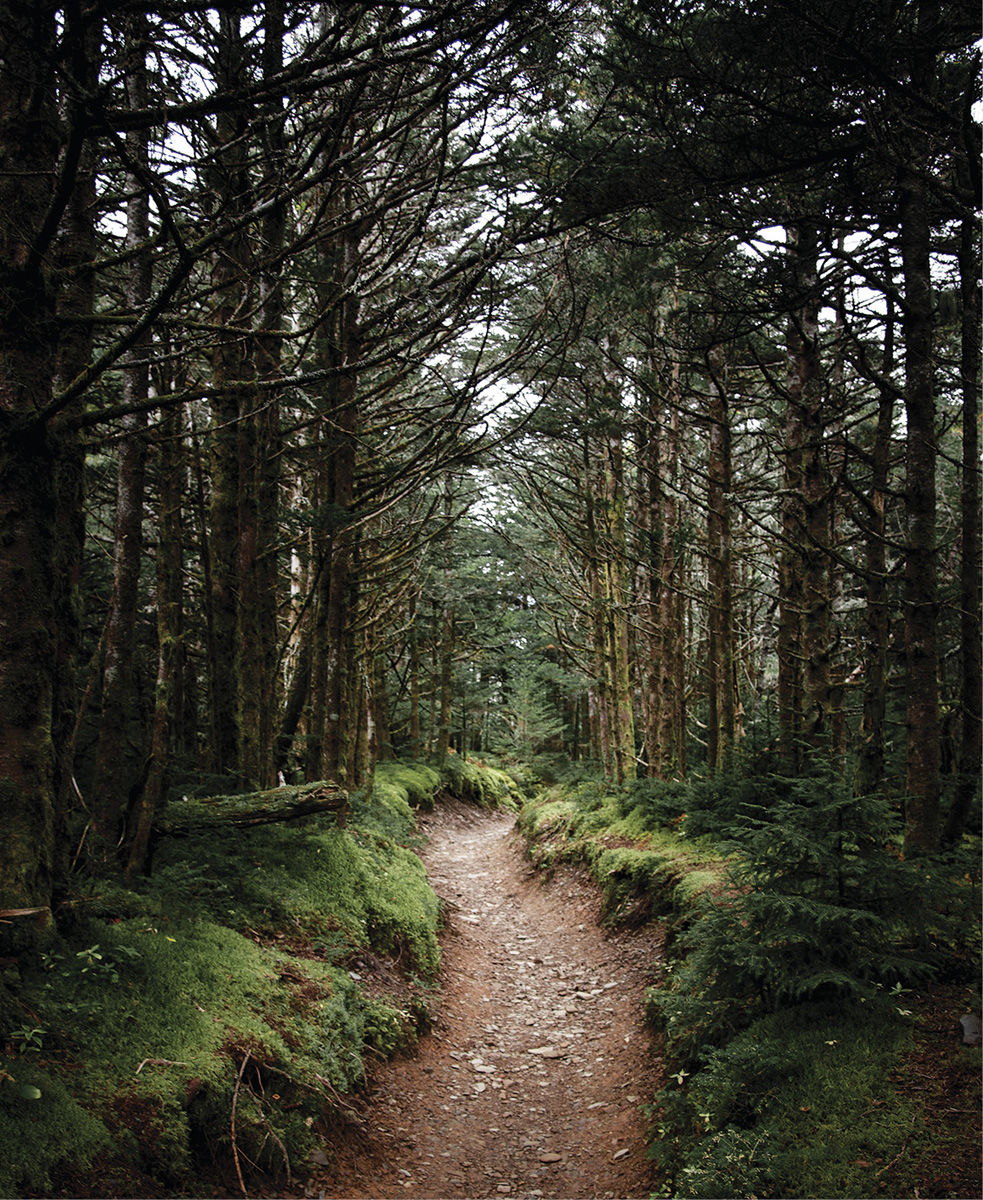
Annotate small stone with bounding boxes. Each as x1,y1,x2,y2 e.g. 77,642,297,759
960,1014,982,1045
538,1152,563,1163
496,1184,511,1194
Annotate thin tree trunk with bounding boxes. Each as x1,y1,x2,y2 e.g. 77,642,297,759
794,222,832,751
599,390,636,784
943,211,981,842
900,119,940,854
854,267,895,797
778,226,809,767
126,382,184,883
706,344,736,770
90,16,152,868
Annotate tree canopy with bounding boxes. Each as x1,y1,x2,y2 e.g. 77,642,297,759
0,0,978,939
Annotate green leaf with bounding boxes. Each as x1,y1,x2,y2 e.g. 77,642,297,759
15,1083,42,1101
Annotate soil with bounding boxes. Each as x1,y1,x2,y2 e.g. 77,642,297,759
299,802,666,1200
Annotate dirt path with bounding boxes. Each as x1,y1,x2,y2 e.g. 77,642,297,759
307,802,665,1200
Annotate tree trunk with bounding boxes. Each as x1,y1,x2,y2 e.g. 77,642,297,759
237,1,287,790
207,11,254,783
793,222,832,751
50,7,101,870
603,430,636,785
126,378,185,883
0,0,61,939
778,226,809,767
706,343,736,770
943,211,981,842
90,15,152,869
636,378,661,778
409,597,423,754
854,265,895,798
435,609,455,766
900,129,940,855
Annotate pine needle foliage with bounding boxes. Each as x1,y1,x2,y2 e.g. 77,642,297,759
653,760,939,1065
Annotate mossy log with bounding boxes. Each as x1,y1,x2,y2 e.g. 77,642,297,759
153,781,349,835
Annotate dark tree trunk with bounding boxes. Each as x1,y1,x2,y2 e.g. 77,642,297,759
90,15,152,870
50,8,101,868
794,222,832,751
0,0,61,939
207,11,253,783
900,153,940,855
854,276,895,798
943,212,982,842
706,344,735,770
126,380,185,883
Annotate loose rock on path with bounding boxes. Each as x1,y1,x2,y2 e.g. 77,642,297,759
305,800,665,1200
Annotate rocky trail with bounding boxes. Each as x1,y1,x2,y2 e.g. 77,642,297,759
301,801,665,1200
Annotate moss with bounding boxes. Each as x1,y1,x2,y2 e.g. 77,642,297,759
375,762,442,812
666,1001,921,1199
516,782,724,924
440,756,521,810
0,1064,111,1197
2,771,446,1194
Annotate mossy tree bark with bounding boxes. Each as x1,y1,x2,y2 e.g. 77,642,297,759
126,367,185,883
0,0,61,938
706,343,736,771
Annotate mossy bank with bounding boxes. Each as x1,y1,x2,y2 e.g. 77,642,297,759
517,766,981,1199
0,759,520,1198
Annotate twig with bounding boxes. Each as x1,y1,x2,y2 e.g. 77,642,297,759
877,1115,917,1177
231,1051,250,1198
135,1058,188,1074
313,1072,361,1116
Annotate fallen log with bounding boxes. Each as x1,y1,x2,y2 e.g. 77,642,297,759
152,781,349,835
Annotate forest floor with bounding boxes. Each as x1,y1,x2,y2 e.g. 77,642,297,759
262,798,981,1200
291,800,665,1200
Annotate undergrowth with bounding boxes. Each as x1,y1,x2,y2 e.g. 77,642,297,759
516,757,981,1199
0,758,512,1198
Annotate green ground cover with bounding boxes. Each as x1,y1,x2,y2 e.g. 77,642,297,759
0,759,511,1198
516,764,981,1199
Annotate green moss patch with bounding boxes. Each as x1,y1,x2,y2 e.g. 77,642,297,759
516,782,725,927
0,761,466,1196
0,755,525,1196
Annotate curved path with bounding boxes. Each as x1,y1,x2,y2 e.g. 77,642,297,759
311,801,664,1199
